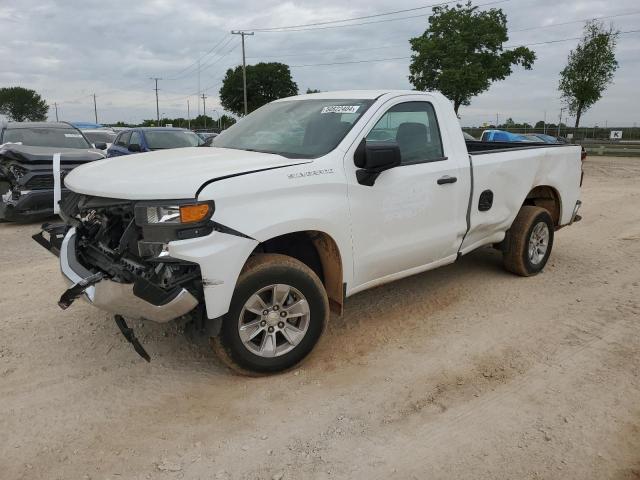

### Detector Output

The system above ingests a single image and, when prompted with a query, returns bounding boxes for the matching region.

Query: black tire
[502,206,554,277]
[213,253,329,375]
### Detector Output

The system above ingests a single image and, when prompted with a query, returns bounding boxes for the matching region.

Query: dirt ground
[1,155,639,480]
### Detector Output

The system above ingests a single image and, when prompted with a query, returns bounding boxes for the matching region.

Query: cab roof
[273,90,425,102]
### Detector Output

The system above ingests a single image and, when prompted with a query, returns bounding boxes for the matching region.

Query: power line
[240,0,508,33]
[510,10,640,33]
[505,28,640,48]
[245,9,640,63]
[288,29,640,68]
[164,34,230,80]
[291,56,410,68]
[245,0,460,32]
[165,36,236,80]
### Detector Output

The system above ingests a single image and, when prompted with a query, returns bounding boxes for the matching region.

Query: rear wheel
[214,254,329,375]
[503,206,554,277]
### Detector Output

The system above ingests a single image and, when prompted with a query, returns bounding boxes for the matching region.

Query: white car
[36,90,583,374]
[80,128,117,154]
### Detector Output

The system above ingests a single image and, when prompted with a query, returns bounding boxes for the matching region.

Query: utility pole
[231,30,254,116]
[187,99,191,130]
[543,110,546,134]
[557,107,565,137]
[93,93,98,124]
[54,102,59,122]
[201,93,207,128]
[150,77,161,126]
[495,113,499,127]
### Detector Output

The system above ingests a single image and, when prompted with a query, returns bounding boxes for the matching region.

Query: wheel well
[523,186,561,226]
[252,231,344,315]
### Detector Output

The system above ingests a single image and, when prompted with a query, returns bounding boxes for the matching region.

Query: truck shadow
[112,246,508,375]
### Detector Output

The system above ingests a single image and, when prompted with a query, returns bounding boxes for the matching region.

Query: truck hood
[64,147,309,200]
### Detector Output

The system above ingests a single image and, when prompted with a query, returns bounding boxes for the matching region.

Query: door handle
[437,175,457,185]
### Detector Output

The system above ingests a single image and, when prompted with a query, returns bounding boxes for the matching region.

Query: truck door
[345,99,469,289]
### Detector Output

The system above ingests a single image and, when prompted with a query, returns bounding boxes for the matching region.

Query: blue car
[107,127,203,157]
[480,129,534,142]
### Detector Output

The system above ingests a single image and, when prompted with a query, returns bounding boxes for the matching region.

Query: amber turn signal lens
[179,204,210,223]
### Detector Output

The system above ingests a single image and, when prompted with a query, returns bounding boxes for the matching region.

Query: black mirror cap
[94,142,108,150]
[128,143,142,152]
[354,138,401,170]
[364,140,401,170]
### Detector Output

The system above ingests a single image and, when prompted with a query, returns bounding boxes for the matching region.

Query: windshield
[144,130,203,150]
[84,131,117,144]
[214,99,375,158]
[2,127,92,149]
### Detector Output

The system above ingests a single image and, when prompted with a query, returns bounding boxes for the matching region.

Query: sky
[0,0,638,127]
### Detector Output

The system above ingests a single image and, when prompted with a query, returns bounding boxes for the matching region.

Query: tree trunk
[454,100,460,115]
[574,105,582,128]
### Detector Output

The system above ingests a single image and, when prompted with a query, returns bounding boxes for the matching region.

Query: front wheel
[502,206,554,276]
[214,254,329,375]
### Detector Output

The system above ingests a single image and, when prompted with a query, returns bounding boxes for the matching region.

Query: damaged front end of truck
[34,193,214,358]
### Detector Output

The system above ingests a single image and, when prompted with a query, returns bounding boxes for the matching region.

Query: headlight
[135,201,214,226]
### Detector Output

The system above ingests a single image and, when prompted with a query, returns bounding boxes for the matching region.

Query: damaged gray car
[0,122,105,223]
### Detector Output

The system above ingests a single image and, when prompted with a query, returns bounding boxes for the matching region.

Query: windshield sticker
[64,133,83,138]
[321,105,360,114]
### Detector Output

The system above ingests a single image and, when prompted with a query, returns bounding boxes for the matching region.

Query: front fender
[168,231,258,319]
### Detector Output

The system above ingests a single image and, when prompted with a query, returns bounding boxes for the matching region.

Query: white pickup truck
[35,90,583,374]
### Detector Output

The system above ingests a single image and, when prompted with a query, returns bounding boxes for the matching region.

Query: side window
[129,131,141,146]
[366,101,444,164]
[116,131,131,146]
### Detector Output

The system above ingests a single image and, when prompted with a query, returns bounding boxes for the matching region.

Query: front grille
[25,175,54,189]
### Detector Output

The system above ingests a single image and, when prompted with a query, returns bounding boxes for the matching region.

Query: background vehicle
[462,131,477,141]
[522,133,561,143]
[107,127,203,157]
[38,90,582,373]
[480,129,535,142]
[523,133,587,160]
[80,128,117,153]
[0,122,104,222]
[71,122,103,130]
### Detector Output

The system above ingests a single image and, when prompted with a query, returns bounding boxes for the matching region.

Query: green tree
[218,114,236,129]
[409,1,535,114]
[219,62,298,116]
[0,86,48,122]
[559,21,618,128]
[306,88,321,94]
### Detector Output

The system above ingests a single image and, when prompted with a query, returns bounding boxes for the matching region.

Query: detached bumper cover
[59,228,198,323]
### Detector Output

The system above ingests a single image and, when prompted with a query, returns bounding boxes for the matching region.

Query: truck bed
[459,141,582,256]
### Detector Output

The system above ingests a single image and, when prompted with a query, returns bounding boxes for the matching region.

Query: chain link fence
[462,126,640,156]
[462,126,640,142]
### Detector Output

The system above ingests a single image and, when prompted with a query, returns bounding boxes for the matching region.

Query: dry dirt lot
[1,155,639,480]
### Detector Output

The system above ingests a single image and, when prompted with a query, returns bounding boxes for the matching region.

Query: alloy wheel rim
[238,284,310,358]
[528,221,549,265]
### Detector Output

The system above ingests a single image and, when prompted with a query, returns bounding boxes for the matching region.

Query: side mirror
[94,142,107,150]
[354,139,401,186]
[128,143,142,152]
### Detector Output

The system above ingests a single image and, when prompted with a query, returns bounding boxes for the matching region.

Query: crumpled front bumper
[56,228,199,323]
